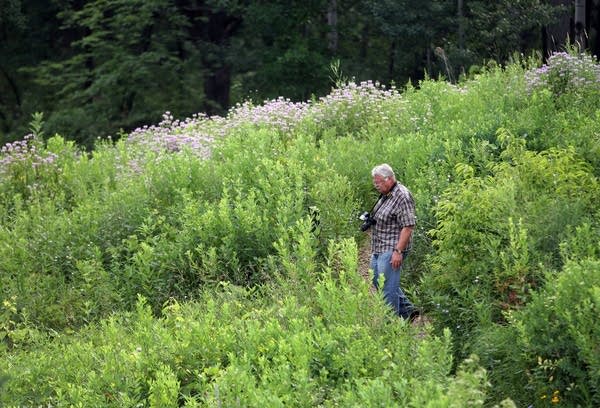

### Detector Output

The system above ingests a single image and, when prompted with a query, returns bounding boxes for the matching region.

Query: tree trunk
[178,2,241,116]
[327,0,338,53]
[543,0,572,56]
[388,40,396,81]
[204,65,231,115]
[457,0,464,50]
[0,65,22,109]
[575,0,587,49]
[202,11,240,115]
[591,0,600,58]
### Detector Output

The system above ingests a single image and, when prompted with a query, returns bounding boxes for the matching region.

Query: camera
[358,211,376,232]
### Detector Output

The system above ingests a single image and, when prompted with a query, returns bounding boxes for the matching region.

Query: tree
[0,0,26,137]
[0,0,579,146]
[327,0,338,53]
[365,0,455,82]
[0,0,65,142]
[175,0,246,115]
[26,0,205,146]
[542,0,572,58]
[464,0,561,63]
[230,0,333,103]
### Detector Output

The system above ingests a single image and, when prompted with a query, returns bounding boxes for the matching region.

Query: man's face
[372,174,393,194]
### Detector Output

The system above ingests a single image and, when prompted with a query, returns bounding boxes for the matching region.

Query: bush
[513,259,600,407]
[422,130,599,360]
[525,52,600,100]
[475,259,600,407]
[1,240,492,407]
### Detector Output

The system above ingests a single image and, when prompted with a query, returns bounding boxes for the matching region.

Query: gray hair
[371,163,395,179]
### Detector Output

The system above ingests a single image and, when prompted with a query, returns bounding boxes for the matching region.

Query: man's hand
[390,251,403,269]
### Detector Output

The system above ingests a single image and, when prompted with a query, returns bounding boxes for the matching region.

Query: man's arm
[391,225,414,268]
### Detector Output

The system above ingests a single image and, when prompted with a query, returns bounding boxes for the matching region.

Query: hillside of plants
[1,51,599,407]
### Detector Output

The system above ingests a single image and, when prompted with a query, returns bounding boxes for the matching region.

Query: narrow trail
[357,231,376,293]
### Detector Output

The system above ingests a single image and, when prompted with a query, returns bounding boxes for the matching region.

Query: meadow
[1,51,599,407]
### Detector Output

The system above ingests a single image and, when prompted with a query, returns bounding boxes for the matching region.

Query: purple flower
[526,52,600,95]
[0,135,61,179]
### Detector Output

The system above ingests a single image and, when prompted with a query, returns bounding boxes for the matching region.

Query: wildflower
[525,51,600,95]
[0,134,59,178]
[551,390,560,404]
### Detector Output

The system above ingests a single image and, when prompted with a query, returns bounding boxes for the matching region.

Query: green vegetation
[1,1,574,146]
[1,51,599,406]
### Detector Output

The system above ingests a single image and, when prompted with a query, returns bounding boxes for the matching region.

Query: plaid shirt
[370,182,416,254]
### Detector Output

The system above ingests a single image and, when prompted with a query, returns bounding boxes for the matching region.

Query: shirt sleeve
[396,190,416,227]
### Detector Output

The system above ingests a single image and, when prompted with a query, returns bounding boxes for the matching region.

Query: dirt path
[357,232,376,294]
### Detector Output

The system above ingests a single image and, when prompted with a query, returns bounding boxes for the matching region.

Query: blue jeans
[370,250,414,319]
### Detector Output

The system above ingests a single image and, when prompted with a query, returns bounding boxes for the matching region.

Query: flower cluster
[525,52,600,95]
[126,81,404,159]
[539,390,561,404]
[311,80,402,126]
[319,80,401,106]
[0,134,58,177]
[126,112,215,159]
[226,97,311,135]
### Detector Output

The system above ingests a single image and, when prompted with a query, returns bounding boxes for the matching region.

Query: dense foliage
[1,51,599,406]
[1,0,580,146]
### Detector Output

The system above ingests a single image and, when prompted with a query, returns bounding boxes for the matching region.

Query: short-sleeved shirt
[370,182,416,254]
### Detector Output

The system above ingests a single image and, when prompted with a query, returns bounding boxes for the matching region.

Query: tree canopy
[0,0,593,147]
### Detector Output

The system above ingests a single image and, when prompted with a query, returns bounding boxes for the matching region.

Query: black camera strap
[368,194,384,217]
[370,182,397,217]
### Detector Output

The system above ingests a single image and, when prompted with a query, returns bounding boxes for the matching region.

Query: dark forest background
[1,0,599,148]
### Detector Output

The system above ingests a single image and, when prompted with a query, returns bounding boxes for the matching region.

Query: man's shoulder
[392,183,412,197]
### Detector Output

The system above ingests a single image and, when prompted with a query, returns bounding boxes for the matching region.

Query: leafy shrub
[522,51,600,170]
[516,259,600,407]
[308,80,403,138]
[422,129,599,359]
[1,240,492,407]
[0,134,72,210]
[474,259,600,407]
[469,322,530,406]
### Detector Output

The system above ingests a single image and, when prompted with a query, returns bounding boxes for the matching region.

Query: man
[365,163,418,320]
